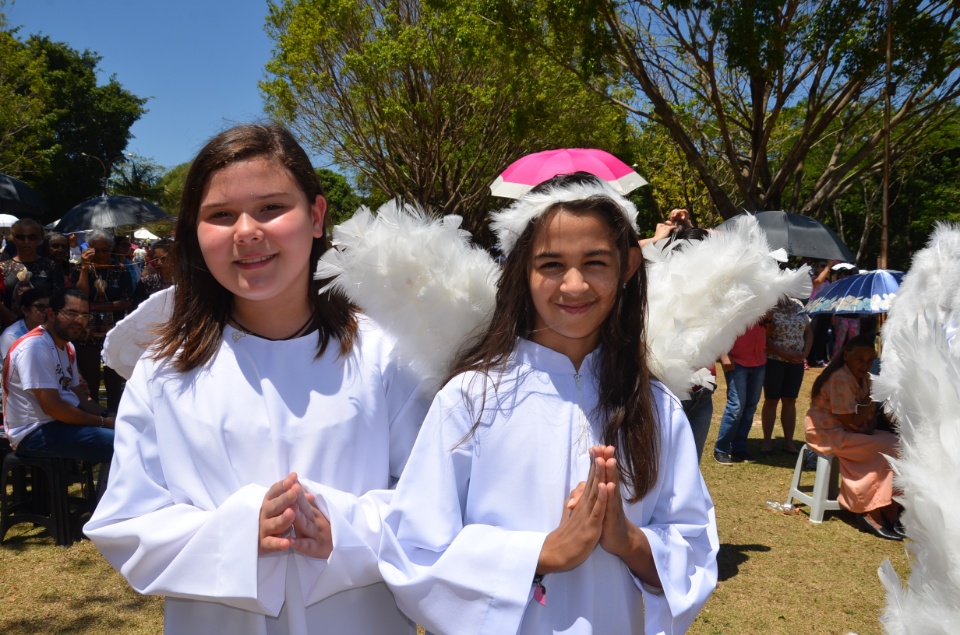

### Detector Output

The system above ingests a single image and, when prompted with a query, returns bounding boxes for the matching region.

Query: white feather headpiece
[489,178,639,255]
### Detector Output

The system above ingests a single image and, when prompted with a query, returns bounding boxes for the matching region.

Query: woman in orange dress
[804,334,903,540]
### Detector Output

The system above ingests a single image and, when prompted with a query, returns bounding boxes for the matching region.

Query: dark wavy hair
[451,172,660,503]
[152,123,357,372]
[811,333,876,399]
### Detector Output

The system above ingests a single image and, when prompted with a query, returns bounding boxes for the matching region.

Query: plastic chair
[786,443,842,523]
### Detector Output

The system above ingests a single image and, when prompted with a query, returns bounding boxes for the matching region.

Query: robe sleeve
[292,347,431,607]
[83,360,286,616]
[635,389,719,635]
[377,387,547,635]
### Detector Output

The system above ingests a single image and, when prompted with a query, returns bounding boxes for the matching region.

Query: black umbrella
[0,173,46,216]
[54,195,172,233]
[715,210,855,262]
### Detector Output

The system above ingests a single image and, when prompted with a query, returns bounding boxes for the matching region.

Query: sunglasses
[14,233,40,241]
[30,303,49,312]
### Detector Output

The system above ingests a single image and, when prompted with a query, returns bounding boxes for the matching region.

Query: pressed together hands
[259,473,333,558]
[259,451,660,589]
[537,445,661,588]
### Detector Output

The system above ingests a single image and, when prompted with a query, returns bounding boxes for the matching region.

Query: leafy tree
[316,168,362,227]
[832,119,960,269]
[0,15,51,178]
[156,162,190,216]
[262,0,639,241]
[0,12,147,221]
[488,0,960,220]
[24,36,147,219]
[109,155,166,204]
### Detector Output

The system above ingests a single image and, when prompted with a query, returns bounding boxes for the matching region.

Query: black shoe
[892,519,907,539]
[731,451,756,464]
[713,450,734,466]
[857,514,903,541]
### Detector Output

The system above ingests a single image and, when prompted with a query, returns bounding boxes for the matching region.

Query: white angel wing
[315,201,500,393]
[101,286,174,380]
[873,223,960,634]
[644,215,811,399]
[102,208,808,404]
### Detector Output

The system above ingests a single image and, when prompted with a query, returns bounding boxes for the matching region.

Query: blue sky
[7,0,276,169]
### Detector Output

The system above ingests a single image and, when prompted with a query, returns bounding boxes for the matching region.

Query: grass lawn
[0,367,909,634]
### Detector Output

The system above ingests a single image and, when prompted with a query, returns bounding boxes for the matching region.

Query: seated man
[2,288,114,495]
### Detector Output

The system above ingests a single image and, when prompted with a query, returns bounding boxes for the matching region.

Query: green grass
[0,367,910,634]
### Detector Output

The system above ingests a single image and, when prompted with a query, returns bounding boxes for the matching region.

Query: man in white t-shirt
[3,289,115,477]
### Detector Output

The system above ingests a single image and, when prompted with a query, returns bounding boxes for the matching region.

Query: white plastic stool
[786,443,842,523]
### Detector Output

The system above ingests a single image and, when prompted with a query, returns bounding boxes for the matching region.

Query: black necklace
[230,312,315,342]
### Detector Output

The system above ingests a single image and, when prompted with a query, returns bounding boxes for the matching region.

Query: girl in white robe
[378,173,720,634]
[84,124,428,634]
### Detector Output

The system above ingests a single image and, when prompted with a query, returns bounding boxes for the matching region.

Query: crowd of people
[0,218,174,500]
[0,121,905,634]
[641,225,902,544]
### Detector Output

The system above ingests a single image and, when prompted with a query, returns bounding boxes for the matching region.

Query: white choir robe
[85,318,429,635]
[379,339,719,635]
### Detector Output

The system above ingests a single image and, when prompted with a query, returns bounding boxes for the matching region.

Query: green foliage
[263,0,638,244]
[0,13,147,221]
[0,17,52,178]
[109,155,166,204]
[316,168,362,226]
[486,0,960,248]
[24,36,147,219]
[155,162,190,217]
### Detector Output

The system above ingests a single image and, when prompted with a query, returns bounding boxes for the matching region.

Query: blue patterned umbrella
[805,269,904,315]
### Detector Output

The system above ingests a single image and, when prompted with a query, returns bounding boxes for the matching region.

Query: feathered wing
[643,215,811,399]
[102,286,174,380]
[315,201,500,394]
[102,207,807,403]
[873,223,960,635]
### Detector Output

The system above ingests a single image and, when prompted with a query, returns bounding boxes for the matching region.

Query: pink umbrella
[490,148,648,198]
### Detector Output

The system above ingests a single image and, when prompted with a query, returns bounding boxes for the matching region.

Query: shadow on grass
[717,542,771,582]
[1,590,158,634]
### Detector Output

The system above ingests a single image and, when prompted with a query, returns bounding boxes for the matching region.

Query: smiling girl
[85,124,428,634]
[378,173,719,634]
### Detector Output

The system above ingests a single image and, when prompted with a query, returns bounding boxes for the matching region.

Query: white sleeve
[292,349,431,607]
[84,361,286,616]
[377,388,547,635]
[637,392,719,635]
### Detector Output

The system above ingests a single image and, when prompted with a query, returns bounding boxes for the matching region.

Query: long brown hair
[452,173,660,503]
[811,333,875,399]
[153,123,357,372]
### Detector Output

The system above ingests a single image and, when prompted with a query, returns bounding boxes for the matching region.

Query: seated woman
[804,334,902,540]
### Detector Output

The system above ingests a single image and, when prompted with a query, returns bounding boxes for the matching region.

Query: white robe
[85,317,429,635]
[379,339,719,635]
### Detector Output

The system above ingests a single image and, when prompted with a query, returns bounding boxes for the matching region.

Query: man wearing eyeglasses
[2,288,114,497]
